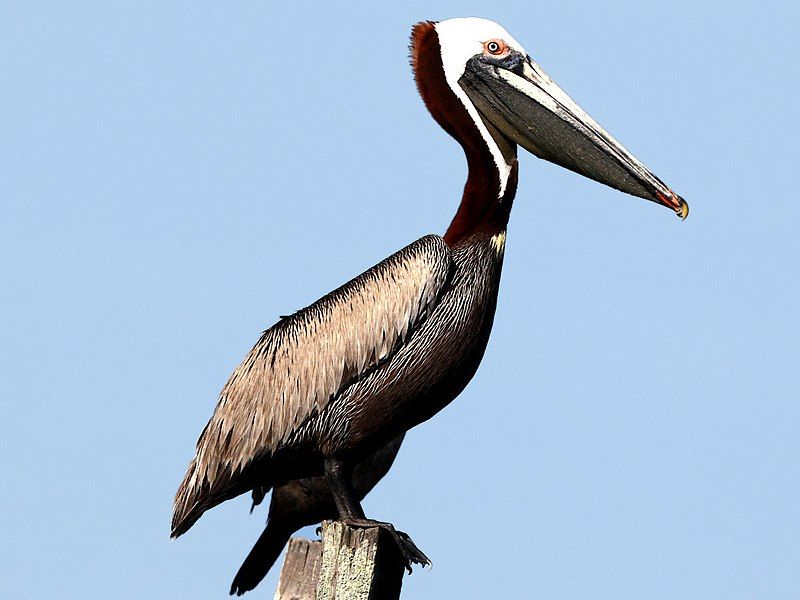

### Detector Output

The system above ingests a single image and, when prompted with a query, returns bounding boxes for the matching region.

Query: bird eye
[483,39,508,56]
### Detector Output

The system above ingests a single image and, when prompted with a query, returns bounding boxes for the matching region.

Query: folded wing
[172,235,452,536]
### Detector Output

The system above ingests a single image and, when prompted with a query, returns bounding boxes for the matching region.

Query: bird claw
[392,530,431,573]
[339,519,431,574]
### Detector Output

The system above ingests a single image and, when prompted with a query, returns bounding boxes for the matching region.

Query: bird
[172,16,688,592]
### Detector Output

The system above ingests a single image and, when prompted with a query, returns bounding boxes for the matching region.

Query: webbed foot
[340,518,431,574]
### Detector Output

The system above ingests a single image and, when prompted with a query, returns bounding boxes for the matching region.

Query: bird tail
[229,519,295,596]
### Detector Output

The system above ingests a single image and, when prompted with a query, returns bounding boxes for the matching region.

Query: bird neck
[444,156,518,246]
[410,21,518,248]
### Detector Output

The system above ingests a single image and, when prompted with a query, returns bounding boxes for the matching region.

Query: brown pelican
[172,16,688,591]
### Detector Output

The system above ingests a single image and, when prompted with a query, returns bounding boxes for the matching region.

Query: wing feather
[172,235,452,536]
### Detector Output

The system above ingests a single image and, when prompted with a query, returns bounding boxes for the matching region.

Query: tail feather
[229,520,294,596]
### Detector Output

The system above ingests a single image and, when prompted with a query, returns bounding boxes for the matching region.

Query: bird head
[411,17,688,218]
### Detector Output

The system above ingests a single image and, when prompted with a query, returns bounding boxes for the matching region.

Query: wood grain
[274,521,405,600]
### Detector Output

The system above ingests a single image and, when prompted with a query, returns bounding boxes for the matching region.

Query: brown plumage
[173,16,687,593]
[172,235,451,536]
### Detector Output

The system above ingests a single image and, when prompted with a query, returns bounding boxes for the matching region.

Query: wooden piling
[274,521,406,600]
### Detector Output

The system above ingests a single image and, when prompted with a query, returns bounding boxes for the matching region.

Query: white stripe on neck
[435,18,527,200]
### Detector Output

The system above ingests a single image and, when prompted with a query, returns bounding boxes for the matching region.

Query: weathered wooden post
[274,521,406,600]
[273,537,323,600]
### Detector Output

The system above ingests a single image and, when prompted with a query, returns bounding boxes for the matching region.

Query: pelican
[172,17,688,593]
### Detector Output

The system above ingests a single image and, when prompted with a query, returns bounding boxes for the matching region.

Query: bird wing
[172,235,452,536]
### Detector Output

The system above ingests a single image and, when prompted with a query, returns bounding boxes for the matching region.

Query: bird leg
[323,457,431,573]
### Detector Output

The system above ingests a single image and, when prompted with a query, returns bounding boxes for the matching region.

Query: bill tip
[677,197,689,220]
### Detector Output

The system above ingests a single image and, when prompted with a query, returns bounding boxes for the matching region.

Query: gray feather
[172,235,452,534]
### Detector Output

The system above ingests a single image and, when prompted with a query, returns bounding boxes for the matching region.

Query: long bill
[459,54,689,219]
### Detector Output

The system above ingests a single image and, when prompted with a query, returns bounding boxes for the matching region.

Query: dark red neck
[445,158,517,245]
[411,22,518,247]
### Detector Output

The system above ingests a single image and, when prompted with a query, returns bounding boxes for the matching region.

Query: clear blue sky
[2,1,798,598]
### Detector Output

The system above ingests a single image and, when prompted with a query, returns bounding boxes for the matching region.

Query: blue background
[2,1,798,598]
